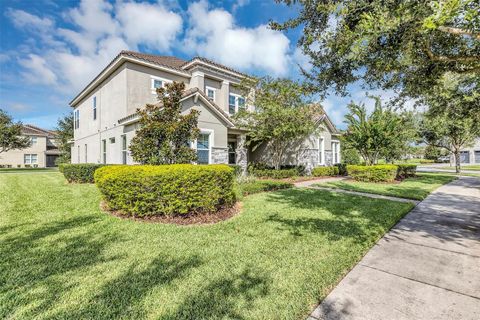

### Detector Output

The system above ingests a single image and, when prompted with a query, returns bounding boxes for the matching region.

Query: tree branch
[438,26,480,40]
[424,46,480,63]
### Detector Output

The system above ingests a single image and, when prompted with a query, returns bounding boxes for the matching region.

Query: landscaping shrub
[247,162,301,179]
[62,163,105,183]
[335,163,348,176]
[236,179,293,197]
[396,164,417,179]
[312,166,339,177]
[347,164,398,182]
[228,164,242,176]
[94,164,235,217]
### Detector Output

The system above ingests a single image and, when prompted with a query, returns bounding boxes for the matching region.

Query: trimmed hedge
[251,168,298,179]
[312,166,339,177]
[61,163,105,183]
[347,164,398,182]
[94,164,235,217]
[396,164,417,179]
[236,180,293,197]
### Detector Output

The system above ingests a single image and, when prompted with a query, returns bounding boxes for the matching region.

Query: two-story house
[0,124,60,168]
[70,50,341,172]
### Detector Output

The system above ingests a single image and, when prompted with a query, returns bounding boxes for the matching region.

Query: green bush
[312,166,339,177]
[95,164,235,217]
[236,179,293,197]
[347,164,398,182]
[251,168,298,179]
[61,163,105,183]
[396,164,417,179]
[228,164,242,176]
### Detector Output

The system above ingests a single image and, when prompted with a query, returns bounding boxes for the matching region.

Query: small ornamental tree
[234,77,320,170]
[343,96,415,165]
[130,82,200,165]
[55,113,74,164]
[0,109,30,154]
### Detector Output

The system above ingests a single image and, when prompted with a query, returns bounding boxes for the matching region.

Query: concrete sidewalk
[309,176,480,320]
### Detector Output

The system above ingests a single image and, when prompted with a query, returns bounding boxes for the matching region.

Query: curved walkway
[308,176,480,320]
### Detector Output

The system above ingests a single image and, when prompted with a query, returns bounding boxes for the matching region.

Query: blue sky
[0,0,384,130]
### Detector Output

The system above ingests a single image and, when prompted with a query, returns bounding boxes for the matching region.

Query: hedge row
[396,164,417,179]
[251,168,298,179]
[236,180,293,197]
[312,166,339,177]
[94,164,235,217]
[60,163,105,183]
[347,164,398,182]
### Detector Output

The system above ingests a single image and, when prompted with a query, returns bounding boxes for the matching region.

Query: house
[0,125,60,168]
[455,137,480,164]
[69,50,341,173]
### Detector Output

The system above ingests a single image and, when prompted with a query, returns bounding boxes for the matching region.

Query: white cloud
[66,0,118,36]
[184,1,290,75]
[19,54,57,85]
[6,8,54,31]
[116,1,182,51]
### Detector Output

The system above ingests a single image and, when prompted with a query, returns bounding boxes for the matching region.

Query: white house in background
[456,137,480,164]
[0,125,60,168]
[69,50,341,172]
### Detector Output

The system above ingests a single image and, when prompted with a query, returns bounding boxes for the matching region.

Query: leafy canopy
[234,77,320,170]
[0,109,30,154]
[55,113,73,164]
[129,82,200,165]
[272,0,480,102]
[343,96,416,165]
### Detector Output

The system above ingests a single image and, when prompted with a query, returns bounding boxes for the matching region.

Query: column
[235,134,248,176]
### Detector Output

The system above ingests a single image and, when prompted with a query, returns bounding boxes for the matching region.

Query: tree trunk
[454,150,461,174]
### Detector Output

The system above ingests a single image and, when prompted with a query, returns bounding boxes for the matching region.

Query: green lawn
[0,172,413,319]
[461,165,480,171]
[0,167,58,173]
[319,173,456,200]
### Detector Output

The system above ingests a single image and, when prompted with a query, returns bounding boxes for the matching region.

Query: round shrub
[396,164,417,179]
[62,163,105,183]
[94,164,236,217]
[347,164,398,182]
[312,166,339,177]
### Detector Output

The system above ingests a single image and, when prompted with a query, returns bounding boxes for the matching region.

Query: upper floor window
[228,93,245,114]
[151,76,170,94]
[30,136,37,145]
[93,96,97,120]
[205,86,216,101]
[74,109,79,129]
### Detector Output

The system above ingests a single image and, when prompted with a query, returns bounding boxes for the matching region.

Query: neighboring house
[0,125,60,168]
[454,137,480,164]
[69,50,340,173]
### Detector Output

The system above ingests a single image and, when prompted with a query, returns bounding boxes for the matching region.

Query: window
[228,93,245,114]
[228,141,236,164]
[77,145,80,163]
[460,151,470,163]
[84,144,87,163]
[74,109,79,129]
[102,139,106,164]
[151,76,169,93]
[205,86,216,100]
[196,133,211,164]
[318,137,324,165]
[109,137,115,144]
[30,136,37,145]
[475,150,480,163]
[93,96,97,120]
[24,154,38,164]
[331,141,340,164]
[121,135,127,165]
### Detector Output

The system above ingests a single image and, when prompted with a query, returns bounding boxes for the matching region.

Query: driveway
[309,176,480,320]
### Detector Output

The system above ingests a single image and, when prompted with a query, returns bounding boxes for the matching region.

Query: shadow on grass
[263,188,412,243]
[165,268,269,319]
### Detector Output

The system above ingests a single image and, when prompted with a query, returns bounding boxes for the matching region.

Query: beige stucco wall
[0,136,48,167]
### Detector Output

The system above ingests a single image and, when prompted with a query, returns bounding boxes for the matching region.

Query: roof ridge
[182,56,248,77]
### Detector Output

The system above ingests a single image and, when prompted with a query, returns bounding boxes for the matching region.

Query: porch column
[236,134,248,176]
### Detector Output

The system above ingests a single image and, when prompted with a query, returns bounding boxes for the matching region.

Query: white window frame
[74,109,79,129]
[331,140,340,164]
[151,76,170,94]
[102,139,107,164]
[193,129,214,164]
[318,137,325,165]
[205,86,216,101]
[30,136,37,145]
[121,135,127,165]
[228,93,245,114]
[84,144,87,163]
[24,154,38,164]
[93,96,97,120]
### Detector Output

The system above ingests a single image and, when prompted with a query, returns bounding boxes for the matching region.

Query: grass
[234,179,293,199]
[0,172,414,319]
[319,173,456,200]
[0,167,58,172]
[461,165,480,171]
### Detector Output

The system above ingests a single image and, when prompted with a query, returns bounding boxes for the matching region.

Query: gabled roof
[309,103,340,135]
[117,87,235,128]
[70,50,250,107]
[22,124,57,137]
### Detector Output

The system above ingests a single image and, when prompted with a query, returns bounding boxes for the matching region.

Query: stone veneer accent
[211,147,228,164]
[235,134,248,175]
[298,148,319,175]
[325,151,333,166]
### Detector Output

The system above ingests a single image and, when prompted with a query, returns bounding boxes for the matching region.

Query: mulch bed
[100,201,242,225]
